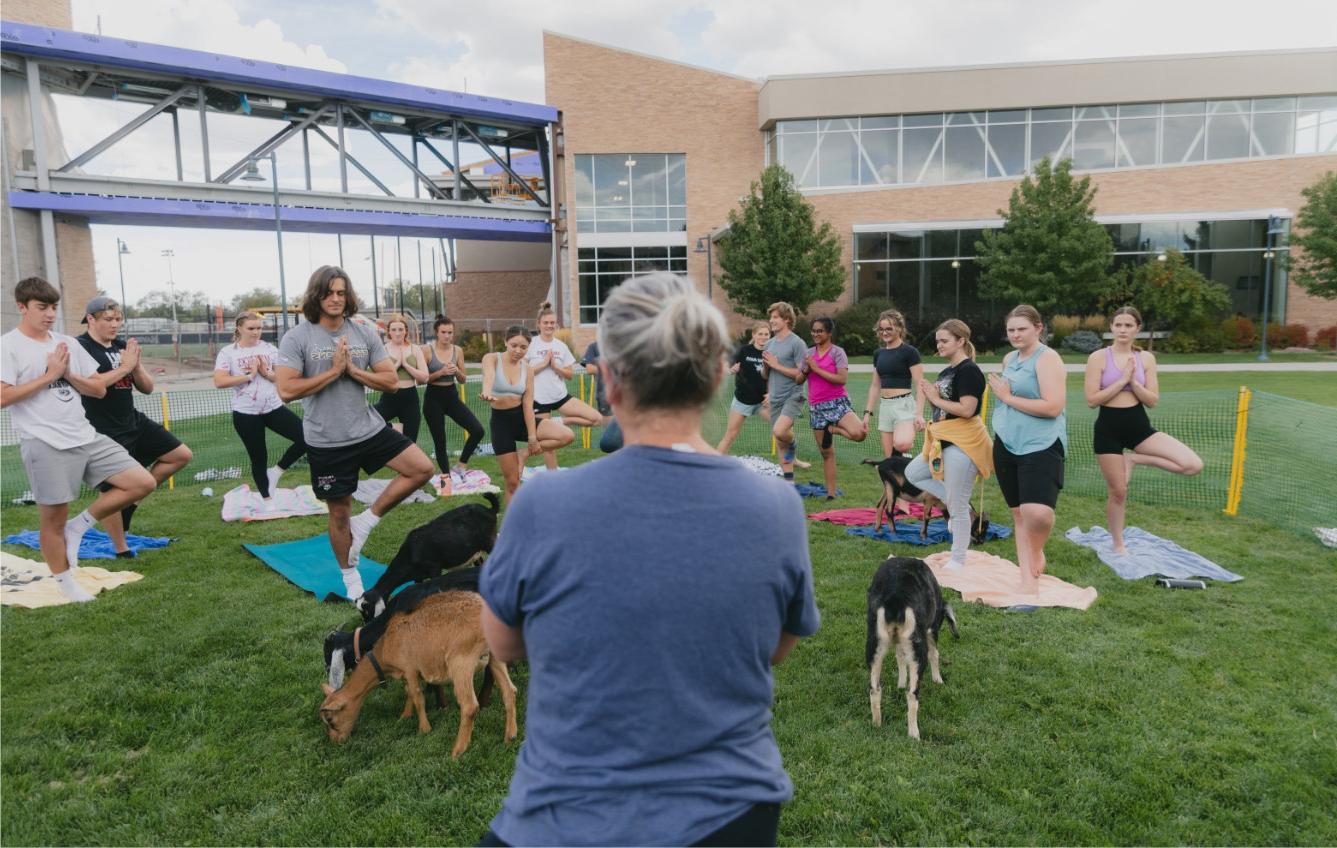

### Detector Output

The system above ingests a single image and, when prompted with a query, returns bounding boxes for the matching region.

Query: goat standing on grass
[320,591,518,758]
[867,556,958,740]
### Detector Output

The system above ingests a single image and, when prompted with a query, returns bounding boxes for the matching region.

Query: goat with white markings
[866,556,958,740]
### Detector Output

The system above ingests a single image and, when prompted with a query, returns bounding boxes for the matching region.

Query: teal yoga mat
[243,534,388,603]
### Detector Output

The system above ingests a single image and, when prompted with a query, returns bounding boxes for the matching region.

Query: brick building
[539,33,1337,348]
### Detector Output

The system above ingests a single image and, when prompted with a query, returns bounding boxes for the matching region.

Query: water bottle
[1155,578,1206,590]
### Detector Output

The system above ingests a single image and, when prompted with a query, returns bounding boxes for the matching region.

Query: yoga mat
[2,529,172,560]
[794,483,843,499]
[924,550,1098,610]
[847,519,1012,545]
[1,551,144,608]
[1065,526,1244,582]
[243,534,388,603]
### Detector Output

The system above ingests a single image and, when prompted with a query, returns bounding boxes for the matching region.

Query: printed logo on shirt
[105,350,133,390]
[49,378,76,402]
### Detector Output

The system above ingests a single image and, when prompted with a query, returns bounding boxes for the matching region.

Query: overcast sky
[56,0,1337,308]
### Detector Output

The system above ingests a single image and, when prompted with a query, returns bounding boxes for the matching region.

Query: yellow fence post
[770,435,777,457]
[979,385,990,422]
[160,392,174,490]
[1224,386,1252,516]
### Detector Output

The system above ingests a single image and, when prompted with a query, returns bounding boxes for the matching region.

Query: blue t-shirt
[480,446,821,847]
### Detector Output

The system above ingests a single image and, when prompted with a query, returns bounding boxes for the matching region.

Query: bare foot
[1111,543,1128,556]
[1017,572,1039,595]
[794,458,812,470]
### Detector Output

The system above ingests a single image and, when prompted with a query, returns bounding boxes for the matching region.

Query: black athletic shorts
[307,425,414,500]
[97,414,183,491]
[1093,404,1158,454]
[533,394,573,415]
[993,437,1065,510]
[489,405,530,456]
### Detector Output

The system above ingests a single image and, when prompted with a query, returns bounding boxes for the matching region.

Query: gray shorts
[19,434,139,505]
[769,389,806,423]
[730,398,765,417]
[878,394,919,432]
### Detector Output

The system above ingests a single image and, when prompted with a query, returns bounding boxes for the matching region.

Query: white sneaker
[266,466,283,495]
[347,511,377,568]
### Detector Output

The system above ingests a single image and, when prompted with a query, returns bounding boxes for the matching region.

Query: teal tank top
[992,344,1068,455]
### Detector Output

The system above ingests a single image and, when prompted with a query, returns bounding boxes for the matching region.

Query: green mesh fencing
[3,376,1333,539]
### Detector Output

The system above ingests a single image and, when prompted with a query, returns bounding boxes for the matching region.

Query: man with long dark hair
[276,266,434,601]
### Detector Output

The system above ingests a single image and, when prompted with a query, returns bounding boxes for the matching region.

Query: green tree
[1286,171,1337,299]
[975,157,1113,315]
[717,165,845,318]
[134,288,211,319]
[379,279,442,316]
[1121,249,1230,350]
[230,287,279,312]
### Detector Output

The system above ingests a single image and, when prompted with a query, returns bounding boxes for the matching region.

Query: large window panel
[902,127,943,183]
[630,154,668,208]
[857,232,888,260]
[855,263,889,301]
[1029,120,1071,167]
[887,261,926,319]
[578,246,687,325]
[594,156,629,207]
[1162,115,1205,163]
[574,156,594,207]
[944,125,987,181]
[818,129,860,186]
[888,231,924,260]
[1116,117,1158,167]
[1251,112,1295,156]
[1206,112,1250,160]
[859,129,898,185]
[667,154,686,205]
[780,132,818,186]
[1073,119,1116,170]
[986,123,1026,177]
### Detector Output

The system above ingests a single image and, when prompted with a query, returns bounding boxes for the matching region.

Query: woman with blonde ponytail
[214,312,306,503]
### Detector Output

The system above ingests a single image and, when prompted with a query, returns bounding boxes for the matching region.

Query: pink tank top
[1100,346,1145,392]
[806,344,849,404]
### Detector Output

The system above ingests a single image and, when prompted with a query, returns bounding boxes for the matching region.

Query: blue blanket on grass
[1065,526,1243,582]
[848,519,1012,545]
[2,529,172,559]
[243,534,399,603]
[794,483,844,499]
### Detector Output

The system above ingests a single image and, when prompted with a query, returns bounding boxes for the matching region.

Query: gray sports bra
[427,344,453,385]
[492,356,528,397]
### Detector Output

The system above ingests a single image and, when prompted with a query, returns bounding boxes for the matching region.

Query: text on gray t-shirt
[276,319,388,448]
[765,331,808,400]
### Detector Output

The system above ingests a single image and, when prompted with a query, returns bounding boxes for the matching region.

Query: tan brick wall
[446,270,550,325]
[4,0,72,27]
[54,216,97,334]
[544,33,763,351]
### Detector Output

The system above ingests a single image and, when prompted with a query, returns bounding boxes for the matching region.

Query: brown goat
[318,591,518,757]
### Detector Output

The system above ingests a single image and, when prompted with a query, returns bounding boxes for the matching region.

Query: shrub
[1220,316,1258,349]
[1061,329,1103,354]
[459,330,504,361]
[1263,322,1311,349]
[1049,315,1082,348]
[1162,318,1227,353]
[830,298,895,357]
[1081,314,1109,334]
[1315,325,1337,351]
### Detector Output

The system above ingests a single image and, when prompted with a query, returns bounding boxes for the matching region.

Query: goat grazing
[357,492,500,621]
[866,556,958,740]
[319,590,518,757]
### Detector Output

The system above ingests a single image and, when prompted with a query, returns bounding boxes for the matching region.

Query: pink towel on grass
[809,503,942,526]
[924,550,1098,611]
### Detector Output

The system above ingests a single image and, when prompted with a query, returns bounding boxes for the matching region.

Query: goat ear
[321,682,336,696]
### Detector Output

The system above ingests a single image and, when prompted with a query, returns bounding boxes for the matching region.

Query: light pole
[951,259,961,312]
[693,235,713,302]
[241,151,290,334]
[115,238,130,316]
[161,248,179,358]
[1258,215,1285,362]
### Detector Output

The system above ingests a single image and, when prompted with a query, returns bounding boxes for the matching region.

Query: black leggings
[231,407,307,498]
[423,383,484,470]
[373,386,422,444]
[477,802,780,847]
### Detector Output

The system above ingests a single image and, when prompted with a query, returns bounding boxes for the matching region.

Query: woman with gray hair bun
[478,272,821,848]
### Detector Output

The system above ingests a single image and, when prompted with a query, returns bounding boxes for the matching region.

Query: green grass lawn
[851,350,1337,365]
[3,441,1336,844]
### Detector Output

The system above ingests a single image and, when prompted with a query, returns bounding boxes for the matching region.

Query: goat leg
[433,684,448,711]
[448,656,481,758]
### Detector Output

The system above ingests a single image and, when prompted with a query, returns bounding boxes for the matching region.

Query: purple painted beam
[0,20,557,127]
[7,191,551,241]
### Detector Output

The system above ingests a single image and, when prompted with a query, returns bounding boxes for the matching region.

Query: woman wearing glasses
[862,309,924,457]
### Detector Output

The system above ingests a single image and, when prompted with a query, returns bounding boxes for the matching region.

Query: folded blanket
[924,550,1098,610]
[809,507,879,526]
[735,456,783,477]
[431,469,502,497]
[2,529,171,559]
[353,477,436,506]
[1065,526,1244,582]
[221,484,328,522]
[1,551,144,608]
[847,520,1012,545]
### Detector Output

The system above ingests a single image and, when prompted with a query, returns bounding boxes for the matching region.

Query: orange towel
[924,550,1098,610]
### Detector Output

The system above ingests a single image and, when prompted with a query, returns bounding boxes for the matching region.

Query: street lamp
[693,235,713,302]
[951,259,961,312]
[161,248,178,358]
[115,238,130,318]
[1258,215,1286,362]
[241,152,289,334]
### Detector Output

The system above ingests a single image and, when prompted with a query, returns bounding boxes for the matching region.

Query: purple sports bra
[1100,346,1145,392]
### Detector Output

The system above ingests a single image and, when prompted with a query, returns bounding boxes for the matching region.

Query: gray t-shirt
[276,319,388,448]
[764,331,808,400]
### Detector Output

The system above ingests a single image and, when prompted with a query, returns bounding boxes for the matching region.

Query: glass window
[928,229,958,258]
[857,232,888,260]
[1163,101,1205,116]
[888,231,923,260]
[861,115,899,130]
[1031,106,1073,122]
[574,155,594,207]
[988,109,1027,123]
[1162,115,1205,163]
[1299,95,1337,111]
[948,111,985,126]
[822,117,857,132]
[887,261,926,320]
[667,154,686,205]
[1206,113,1250,159]
[855,263,888,302]
[1296,106,1337,154]
[778,120,817,134]
[1076,105,1114,120]
[902,127,943,183]
[780,133,818,186]
[818,129,859,186]
[1118,103,1159,118]
[1252,112,1295,156]
[1252,97,1296,112]
[987,123,1026,177]
[1139,221,1179,251]
[944,125,986,181]
[1110,223,1141,253]
[1073,119,1116,170]
[1181,221,1212,252]
[1210,100,1249,115]
[1029,120,1071,167]
[594,156,628,207]
[630,154,667,208]
[903,113,943,128]
[579,246,688,324]
[859,129,898,185]
[1117,117,1158,167]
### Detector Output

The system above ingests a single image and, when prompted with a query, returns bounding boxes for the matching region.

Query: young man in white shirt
[0,278,156,602]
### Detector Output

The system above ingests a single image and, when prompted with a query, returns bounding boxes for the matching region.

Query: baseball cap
[81,295,120,323]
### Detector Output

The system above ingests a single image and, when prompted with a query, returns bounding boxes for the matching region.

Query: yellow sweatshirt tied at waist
[921,416,994,481]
